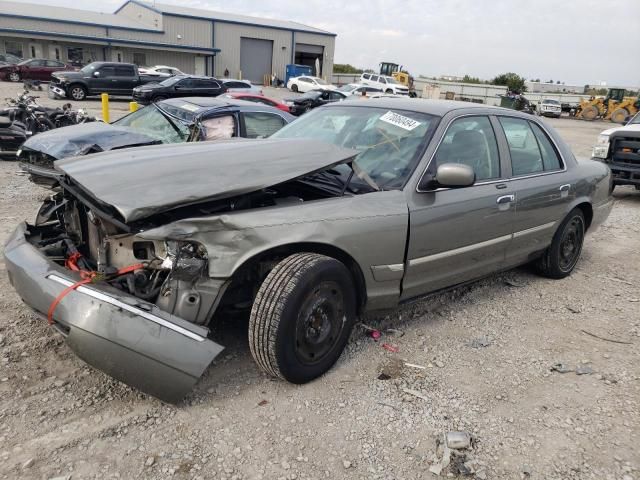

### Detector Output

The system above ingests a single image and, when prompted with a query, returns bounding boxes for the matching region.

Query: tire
[291,84,298,93]
[610,108,629,124]
[249,253,357,384]
[581,105,599,121]
[386,89,393,94]
[34,117,55,133]
[535,209,585,279]
[152,95,168,103]
[8,71,20,82]
[68,85,87,101]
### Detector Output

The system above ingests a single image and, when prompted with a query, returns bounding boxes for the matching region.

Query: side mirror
[93,71,100,77]
[426,163,475,189]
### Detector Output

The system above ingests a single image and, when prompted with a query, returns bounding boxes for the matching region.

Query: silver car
[5,99,613,402]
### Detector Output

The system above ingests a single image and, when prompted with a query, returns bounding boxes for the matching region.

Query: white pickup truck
[592,112,640,189]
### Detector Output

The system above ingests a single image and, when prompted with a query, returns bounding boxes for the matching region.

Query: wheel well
[217,243,368,316]
[575,202,593,231]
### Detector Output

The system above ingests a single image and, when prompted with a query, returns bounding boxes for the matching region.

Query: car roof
[326,98,535,117]
[160,96,292,117]
[222,78,251,83]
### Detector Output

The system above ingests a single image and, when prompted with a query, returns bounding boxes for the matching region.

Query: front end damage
[5,206,225,403]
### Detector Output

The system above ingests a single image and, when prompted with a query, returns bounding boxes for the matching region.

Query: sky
[27,0,640,87]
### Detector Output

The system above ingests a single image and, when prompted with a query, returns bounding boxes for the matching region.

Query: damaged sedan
[6,99,614,403]
[18,97,293,187]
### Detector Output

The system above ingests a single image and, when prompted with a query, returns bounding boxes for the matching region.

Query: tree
[491,72,527,93]
[333,64,363,74]
[556,80,561,84]
[462,74,484,84]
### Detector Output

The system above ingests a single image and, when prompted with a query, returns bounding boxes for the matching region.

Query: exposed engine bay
[30,178,342,326]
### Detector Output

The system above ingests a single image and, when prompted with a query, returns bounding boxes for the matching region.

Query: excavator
[576,88,640,123]
[379,62,417,97]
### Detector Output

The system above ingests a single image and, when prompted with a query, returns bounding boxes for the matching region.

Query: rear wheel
[68,85,87,101]
[8,71,20,82]
[291,84,298,93]
[386,89,393,94]
[581,105,599,121]
[610,108,629,124]
[249,253,356,383]
[535,209,585,279]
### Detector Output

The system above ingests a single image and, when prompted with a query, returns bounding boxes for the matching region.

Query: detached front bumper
[4,223,224,403]
[48,84,67,99]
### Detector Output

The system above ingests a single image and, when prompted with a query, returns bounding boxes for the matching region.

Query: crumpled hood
[21,122,161,159]
[56,138,359,223]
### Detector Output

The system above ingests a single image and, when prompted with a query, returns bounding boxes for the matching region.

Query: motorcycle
[2,94,55,134]
[0,116,28,158]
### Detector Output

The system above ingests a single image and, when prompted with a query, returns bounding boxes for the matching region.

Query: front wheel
[152,95,168,103]
[249,253,357,384]
[535,209,585,279]
[68,85,87,101]
[291,84,298,93]
[8,71,20,82]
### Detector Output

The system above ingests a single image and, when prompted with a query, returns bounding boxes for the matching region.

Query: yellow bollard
[101,93,110,123]
[129,101,138,113]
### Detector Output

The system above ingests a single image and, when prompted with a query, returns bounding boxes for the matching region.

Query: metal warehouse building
[0,0,336,83]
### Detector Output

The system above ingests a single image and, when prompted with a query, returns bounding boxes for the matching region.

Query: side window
[433,116,501,181]
[29,60,45,67]
[329,91,344,100]
[98,66,115,77]
[299,78,311,84]
[176,79,193,88]
[115,66,135,76]
[530,122,562,171]
[499,117,546,176]
[201,115,236,140]
[244,112,287,138]
[362,74,370,80]
[371,75,379,82]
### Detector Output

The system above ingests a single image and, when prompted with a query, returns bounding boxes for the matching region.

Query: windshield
[159,76,184,87]
[79,64,97,74]
[272,106,439,189]
[112,104,191,143]
[543,99,560,105]
[384,76,399,85]
[629,112,640,125]
[314,77,329,85]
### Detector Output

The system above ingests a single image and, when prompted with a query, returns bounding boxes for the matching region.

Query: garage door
[240,37,273,84]
[295,43,324,76]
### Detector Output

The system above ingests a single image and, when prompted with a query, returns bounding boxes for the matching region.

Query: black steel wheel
[536,208,585,279]
[249,253,356,383]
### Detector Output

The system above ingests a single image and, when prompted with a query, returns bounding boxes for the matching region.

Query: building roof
[130,0,336,36]
[0,0,160,31]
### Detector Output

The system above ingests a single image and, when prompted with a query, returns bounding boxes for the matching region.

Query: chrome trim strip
[408,233,512,266]
[512,221,556,238]
[47,274,205,342]
[416,112,568,193]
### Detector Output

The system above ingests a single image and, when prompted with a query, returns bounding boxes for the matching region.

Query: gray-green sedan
[5,99,613,402]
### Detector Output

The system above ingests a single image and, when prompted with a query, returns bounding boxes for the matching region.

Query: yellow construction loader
[576,88,640,123]
[379,62,417,97]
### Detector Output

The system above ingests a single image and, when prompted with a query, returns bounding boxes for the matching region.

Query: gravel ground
[0,82,639,480]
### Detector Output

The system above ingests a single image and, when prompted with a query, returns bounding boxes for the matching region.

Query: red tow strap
[47,252,144,325]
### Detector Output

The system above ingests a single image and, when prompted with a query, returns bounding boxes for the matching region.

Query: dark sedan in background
[0,58,72,82]
[19,97,294,187]
[133,75,226,105]
[285,89,346,115]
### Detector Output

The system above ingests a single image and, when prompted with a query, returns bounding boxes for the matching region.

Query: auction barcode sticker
[379,111,421,131]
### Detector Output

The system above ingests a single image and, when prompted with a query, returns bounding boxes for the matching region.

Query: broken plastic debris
[382,343,399,353]
[551,363,573,374]
[446,431,472,450]
[504,278,525,287]
[469,336,491,348]
[404,362,426,370]
[370,330,382,341]
[257,399,268,406]
[385,328,405,337]
[575,364,593,375]
[402,388,429,401]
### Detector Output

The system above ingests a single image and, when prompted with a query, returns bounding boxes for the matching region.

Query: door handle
[559,184,571,192]
[496,194,515,204]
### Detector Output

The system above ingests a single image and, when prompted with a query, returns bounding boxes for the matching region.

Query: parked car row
[4,94,614,404]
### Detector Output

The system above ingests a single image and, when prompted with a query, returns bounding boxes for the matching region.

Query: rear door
[114,65,137,94]
[402,114,515,299]
[496,116,572,266]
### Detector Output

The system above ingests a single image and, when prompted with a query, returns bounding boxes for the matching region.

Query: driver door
[402,115,515,299]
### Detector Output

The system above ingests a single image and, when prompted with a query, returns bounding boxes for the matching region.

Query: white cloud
[24,0,640,85]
